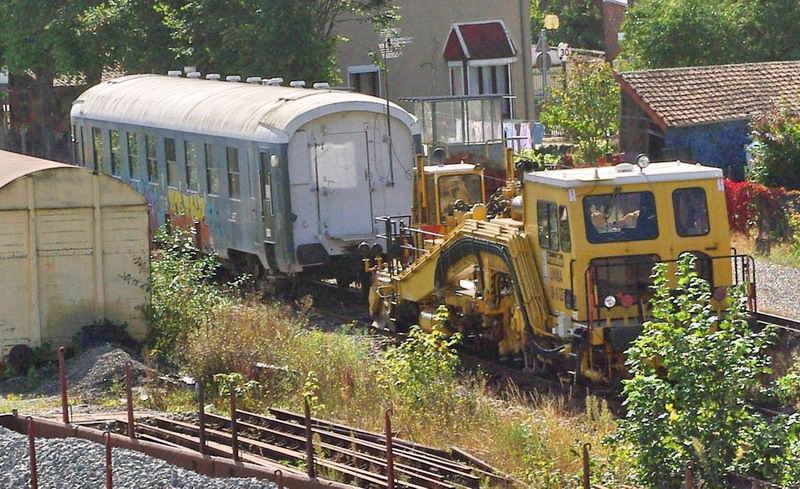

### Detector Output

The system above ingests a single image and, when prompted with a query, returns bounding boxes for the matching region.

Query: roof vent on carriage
[186,72,201,79]
[289,80,306,88]
[205,73,221,81]
[246,77,262,84]
[312,82,330,89]
[226,75,241,82]
[264,77,284,86]
[167,70,182,77]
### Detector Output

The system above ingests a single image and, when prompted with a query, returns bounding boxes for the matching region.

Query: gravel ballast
[0,426,277,489]
[754,258,800,319]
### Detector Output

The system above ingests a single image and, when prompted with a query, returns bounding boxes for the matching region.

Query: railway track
[76,408,519,489]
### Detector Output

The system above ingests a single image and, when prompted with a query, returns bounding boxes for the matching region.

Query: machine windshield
[583,191,658,243]
[438,174,483,217]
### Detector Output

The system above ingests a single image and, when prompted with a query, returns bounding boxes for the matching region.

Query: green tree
[539,60,618,164]
[531,0,604,51]
[621,0,744,69]
[171,0,396,84]
[750,111,800,191]
[618,255,798,487]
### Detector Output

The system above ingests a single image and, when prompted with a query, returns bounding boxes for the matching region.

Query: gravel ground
[755,258,800,318]
[0,426,276,489]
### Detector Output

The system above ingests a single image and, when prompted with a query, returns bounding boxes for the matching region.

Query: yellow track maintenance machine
[367,153,756,382]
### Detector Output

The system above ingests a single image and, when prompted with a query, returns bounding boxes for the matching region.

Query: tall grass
[145,230,633,486]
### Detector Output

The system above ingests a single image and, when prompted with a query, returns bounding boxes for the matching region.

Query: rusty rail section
[123,407,514,489]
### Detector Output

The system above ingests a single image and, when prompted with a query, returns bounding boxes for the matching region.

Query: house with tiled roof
[615,61,800,180]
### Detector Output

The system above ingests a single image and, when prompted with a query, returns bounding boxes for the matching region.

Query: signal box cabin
[523,162,737,355]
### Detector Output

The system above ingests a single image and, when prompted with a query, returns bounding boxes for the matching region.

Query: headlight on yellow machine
[603,295,617,309]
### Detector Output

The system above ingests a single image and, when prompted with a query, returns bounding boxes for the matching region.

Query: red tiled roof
[615,61,800,129]
[444,21,516,62]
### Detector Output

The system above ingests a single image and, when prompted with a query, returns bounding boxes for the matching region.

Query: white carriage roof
[524,161,724,188]
[71,74,419,143]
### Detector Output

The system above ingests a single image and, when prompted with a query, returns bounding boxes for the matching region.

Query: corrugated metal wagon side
[0,150,149,361]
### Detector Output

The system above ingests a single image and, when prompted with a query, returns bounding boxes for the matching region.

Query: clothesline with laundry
[503,121,545,151]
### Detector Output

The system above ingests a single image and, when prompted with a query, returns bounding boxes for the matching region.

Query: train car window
[583,191,658,243]
[559,205,571,252]
[109,130,121,176]
[673,187,710,237]
[78,126,86,167]
[165,138,178,187]
[205,143,219,195]
[537,200,559,250]
[145,135,158,183]
[91,127,104,171]
[226,146,241,199]
[185,141,198,191]
[589,254,660,303]
[127,132,139,180]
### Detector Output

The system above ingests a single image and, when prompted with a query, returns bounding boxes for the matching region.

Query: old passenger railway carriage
[70,74,420,284]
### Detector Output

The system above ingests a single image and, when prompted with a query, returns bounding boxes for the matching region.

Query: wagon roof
[524,161,723,188]
[0,150,70,189]
[71,74,419,142]
[0,150,146,205]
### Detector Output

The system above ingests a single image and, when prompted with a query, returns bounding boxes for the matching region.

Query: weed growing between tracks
[140,229,634,487]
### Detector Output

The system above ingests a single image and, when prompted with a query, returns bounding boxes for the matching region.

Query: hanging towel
[503,122,517,150]
[519,122,532,150]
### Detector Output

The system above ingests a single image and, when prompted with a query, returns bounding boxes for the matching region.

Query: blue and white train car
[70,74,420,284]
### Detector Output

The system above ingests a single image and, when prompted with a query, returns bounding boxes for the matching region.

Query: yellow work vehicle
[369,155,755,382]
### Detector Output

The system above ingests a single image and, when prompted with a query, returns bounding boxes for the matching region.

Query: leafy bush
[750,111,800,191]
[144,227,241,362]
[619,254,798,487]
[724,179,795,251]
[540,60,619,165]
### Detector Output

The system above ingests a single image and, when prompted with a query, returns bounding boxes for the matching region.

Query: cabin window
[559,205,571,252]
[589,254,661,304]
[205,143,219,195]
[226,146,240,199]
[437,174,482,219]
[109,130,121,176]
[91,127,104,171]
[165,138,178,187]
[127,132,139,180]
[583,191,658,243]
[537,200,559,251]
[185,141,198,191]
[673,187,710,237]
[146,134,158,183]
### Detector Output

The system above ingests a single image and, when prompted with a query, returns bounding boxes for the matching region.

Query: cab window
[438,174,482,218]
[559,205,571,252]
[537,200,559,250]
[583,191,658,243]
[673,187,710,237]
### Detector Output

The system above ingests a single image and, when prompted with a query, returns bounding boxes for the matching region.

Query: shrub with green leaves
[750,111,800,191]
[618,254,798,487]
[145,227,239,362]
[376,308,462,413]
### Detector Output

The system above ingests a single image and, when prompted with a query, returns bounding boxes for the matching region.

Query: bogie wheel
[8,344,33,376]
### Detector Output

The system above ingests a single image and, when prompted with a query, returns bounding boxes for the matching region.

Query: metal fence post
[582,443,591,489]
[27,417,38,489]
[274,469,284,489]
[385,409,395,489]
[304,397,316,479]
[58,347,69,424]
[198,380,207,456]
[105,432,113,489]
[230,390,239,462]
[125,362,135,440]
[685,461,694,489]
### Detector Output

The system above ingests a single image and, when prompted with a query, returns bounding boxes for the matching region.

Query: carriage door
[312,131,374,238]
[259,152,275,242]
